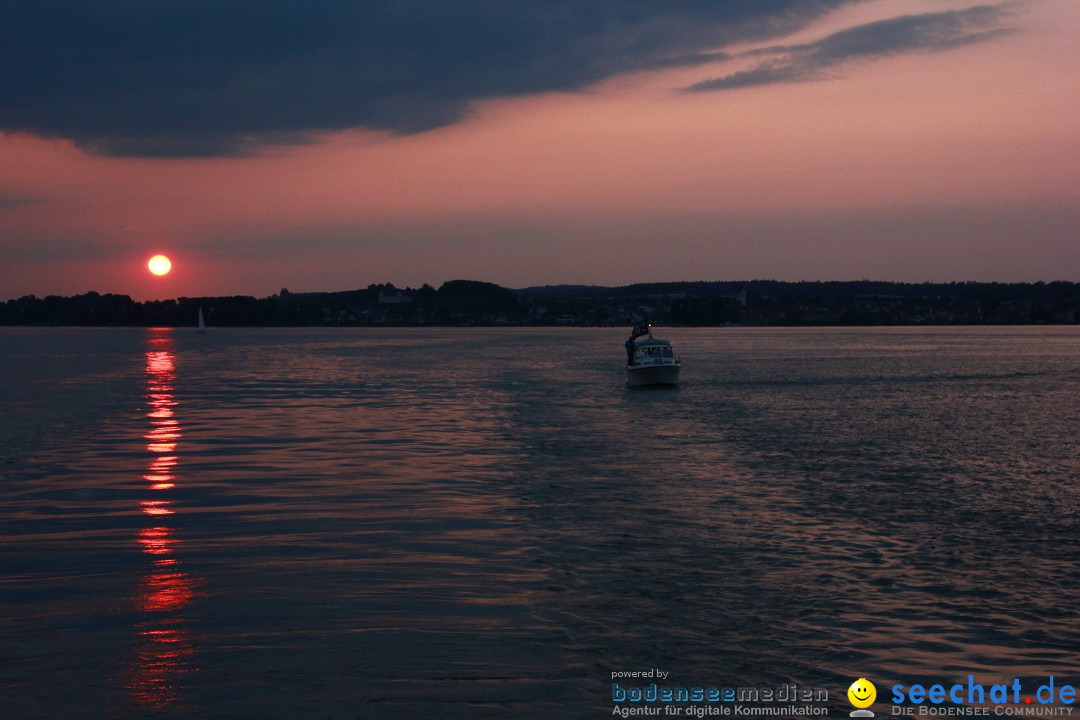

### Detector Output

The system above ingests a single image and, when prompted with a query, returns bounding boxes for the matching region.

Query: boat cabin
[630,339,678,367]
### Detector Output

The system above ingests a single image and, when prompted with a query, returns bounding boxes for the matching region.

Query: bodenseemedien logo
[609,677,830,717]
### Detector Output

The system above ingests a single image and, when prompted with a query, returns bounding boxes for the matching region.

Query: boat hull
[626,364,680,387]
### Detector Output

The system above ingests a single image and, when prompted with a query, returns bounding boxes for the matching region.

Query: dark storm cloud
[0,1,852,156]
[687,4,1014,92]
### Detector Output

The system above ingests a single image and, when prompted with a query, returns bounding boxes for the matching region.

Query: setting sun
[148,255,172,276]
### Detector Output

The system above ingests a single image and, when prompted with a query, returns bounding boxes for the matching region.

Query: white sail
[197,307,206,334]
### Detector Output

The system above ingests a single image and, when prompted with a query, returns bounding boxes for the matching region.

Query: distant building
[378,291,413,305]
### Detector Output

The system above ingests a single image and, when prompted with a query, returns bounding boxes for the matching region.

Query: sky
[1,0,1078,300]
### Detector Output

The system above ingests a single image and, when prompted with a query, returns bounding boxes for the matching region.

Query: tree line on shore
[2,279,1077,327]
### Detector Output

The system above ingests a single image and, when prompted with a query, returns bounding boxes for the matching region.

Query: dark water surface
[1,327,1078,719]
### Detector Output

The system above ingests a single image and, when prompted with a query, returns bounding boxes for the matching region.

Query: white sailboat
[197,306,206,334]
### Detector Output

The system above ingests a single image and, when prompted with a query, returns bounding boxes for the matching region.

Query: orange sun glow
[148,255,172,276]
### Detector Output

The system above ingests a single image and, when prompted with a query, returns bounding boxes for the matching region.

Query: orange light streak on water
[143,455,177,490]
[140,500,174,517]
[127,330,200,711]
[137,526,174,556]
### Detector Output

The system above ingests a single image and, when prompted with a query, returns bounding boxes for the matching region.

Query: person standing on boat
[626,322,650,365]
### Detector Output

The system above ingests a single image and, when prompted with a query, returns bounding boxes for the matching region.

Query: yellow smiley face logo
[848,678,877,708]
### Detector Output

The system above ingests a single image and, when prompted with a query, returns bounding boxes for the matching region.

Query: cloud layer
[687,4,1013,91]
[1,2,1016,157]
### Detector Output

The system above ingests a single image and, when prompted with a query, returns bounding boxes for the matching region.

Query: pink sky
[1,0,1078,300]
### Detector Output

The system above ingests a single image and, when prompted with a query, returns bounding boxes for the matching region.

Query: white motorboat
[625,324,680,386]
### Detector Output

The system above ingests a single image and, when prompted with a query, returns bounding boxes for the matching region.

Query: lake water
[1,326,1078,719]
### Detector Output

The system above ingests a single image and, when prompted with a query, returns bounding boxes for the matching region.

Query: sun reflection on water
[127,330,199,711]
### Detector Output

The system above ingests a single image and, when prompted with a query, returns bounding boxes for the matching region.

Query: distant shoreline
[3,279,1077,327]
